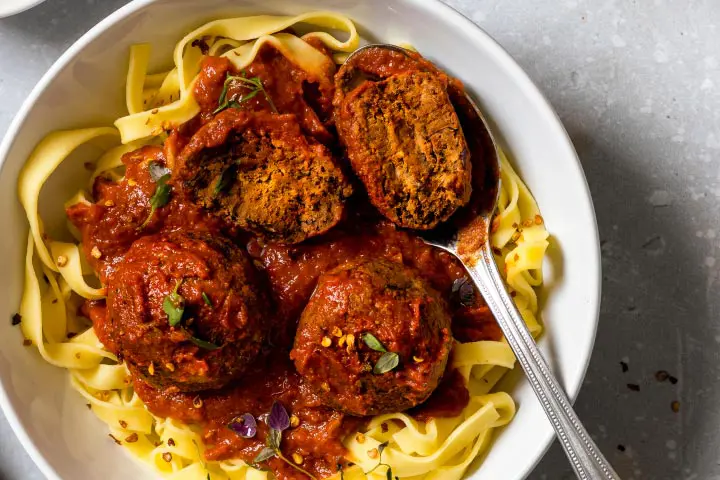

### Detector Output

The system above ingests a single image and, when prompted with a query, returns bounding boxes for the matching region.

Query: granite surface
[0,1,718,479]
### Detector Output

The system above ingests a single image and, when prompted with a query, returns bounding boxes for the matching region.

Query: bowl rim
[0,0,48,19]
[0,1,601,479]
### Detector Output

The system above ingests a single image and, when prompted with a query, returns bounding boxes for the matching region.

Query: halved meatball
[105,232,266,392]
[175,110,352,244]
[290,259,453,416]
[335,71,472,230]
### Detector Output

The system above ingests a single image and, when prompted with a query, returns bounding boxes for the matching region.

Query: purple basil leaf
[228,413,257,438]
[268,401,290,431]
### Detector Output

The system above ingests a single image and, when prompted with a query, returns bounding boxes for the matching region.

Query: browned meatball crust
[175,110,353,244]
[290,259,453,416]
[335,71,472,230]
[105,232,266,392]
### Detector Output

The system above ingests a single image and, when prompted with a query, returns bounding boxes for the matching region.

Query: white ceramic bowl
[0,1,601,479]
[0,0,47,18]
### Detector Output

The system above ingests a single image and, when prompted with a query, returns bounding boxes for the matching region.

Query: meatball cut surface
[105,232,266,392]
[336,71,472,230]
[175,110,353,244]
[291,259,454,416]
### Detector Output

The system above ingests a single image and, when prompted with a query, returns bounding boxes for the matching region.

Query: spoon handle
[463,242,621,480]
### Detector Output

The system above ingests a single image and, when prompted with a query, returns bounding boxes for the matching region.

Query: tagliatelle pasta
[16,11,549,480]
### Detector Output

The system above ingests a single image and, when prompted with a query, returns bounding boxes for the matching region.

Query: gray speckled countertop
[0,1,718,479]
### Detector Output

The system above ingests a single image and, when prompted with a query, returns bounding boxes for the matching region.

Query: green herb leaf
[188,334,220,350]
[163,279,185,326]
[373,352,399,374]
[201,292,213,307]
[213,164,237,197]
[213,72,277,115]
[386,468,393,480]
[362,333,387,352]
[140,173,172,229]
[266,428,282,450]
[253,446,277,463]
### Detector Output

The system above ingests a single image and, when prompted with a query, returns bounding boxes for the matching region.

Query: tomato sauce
[67,43,502,480]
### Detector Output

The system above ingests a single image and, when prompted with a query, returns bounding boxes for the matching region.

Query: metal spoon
[342,44,621,480]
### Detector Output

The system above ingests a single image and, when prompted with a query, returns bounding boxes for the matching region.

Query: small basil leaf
[228,413,257,438]
[163,292,185,326]
[268,402,290,431]
[148,161,170,182]
[201,292,213,307]
[140,173,172,229]
[213,164,236,197]
[267,427,282,450]
[373,352,399,374]
[187,334,220,350]
[362,333,387,352]
[253,446,277,463]
[150,177,172,209]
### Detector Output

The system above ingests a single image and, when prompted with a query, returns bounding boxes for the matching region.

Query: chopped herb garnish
[252,402,317,479]
[212,164,237,197]
[192,439,212,480]
[269,401,290,430]
[188,334,220,350]
[140,173,171,229]
[365,441,395,479]
[362,333,399,374]
[228,413,257,438]
[148,161,170,182]
[163,279,185,326]
[254,446,277,463]
[362,333,387,352]
[202,292,213,307]
[337,464,345,480]
[373,352,399,374]
[214,72,277,114]
[11,313,21,326]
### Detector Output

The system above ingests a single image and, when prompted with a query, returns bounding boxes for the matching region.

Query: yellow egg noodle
[15,11,549,480]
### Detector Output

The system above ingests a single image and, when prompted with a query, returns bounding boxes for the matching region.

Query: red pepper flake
[671,401,680,413]
[125,433,139,443]
[118,420,128,429]
[11,313,21,326]
[191,38,210,55]
[162,452,173,462]
[108,434,122,445]
[626,383,640,392]
[619,361,629,373]
[22,339,32,347]
[168,438,176,447]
